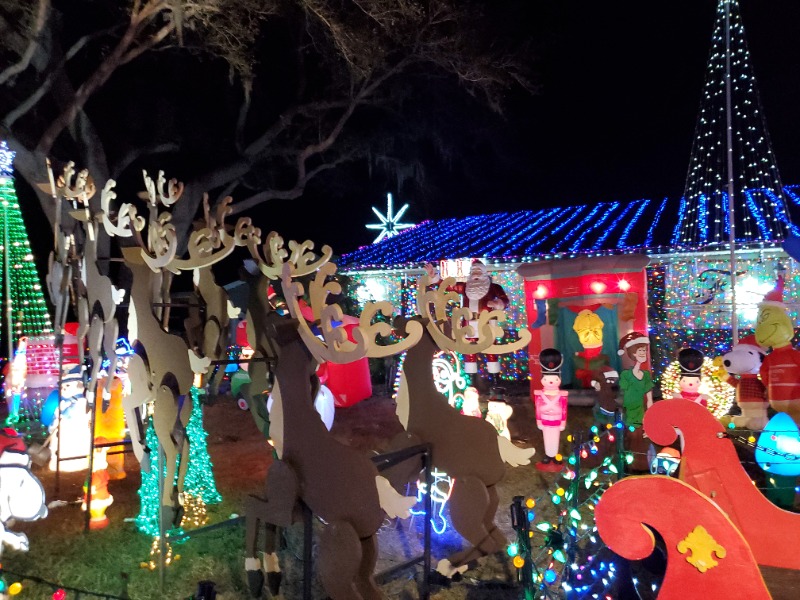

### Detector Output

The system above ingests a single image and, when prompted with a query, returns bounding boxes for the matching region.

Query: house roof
[339,186,800,271]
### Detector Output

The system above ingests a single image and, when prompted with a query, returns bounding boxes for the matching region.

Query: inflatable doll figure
[618,332,653,471]
[534,348,568,472]
[755,276,800,425]
[671,348,710,407]
[720,335,768,430]
[573,309,610,389]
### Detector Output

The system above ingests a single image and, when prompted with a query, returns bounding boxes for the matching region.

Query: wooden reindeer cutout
[644,399,800,570]
[596,476,771,599]
[177,196,243,397]
[41,164,125,408]
[242,248,421,600]
[389,273,534,578]
[105,170,217,526]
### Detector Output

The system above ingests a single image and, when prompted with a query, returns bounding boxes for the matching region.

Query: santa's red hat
[736,334,764,353]
[760,275,786,309]
[618,331,649,356]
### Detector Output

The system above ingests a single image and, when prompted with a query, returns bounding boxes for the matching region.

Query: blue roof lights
[340,186,800,270]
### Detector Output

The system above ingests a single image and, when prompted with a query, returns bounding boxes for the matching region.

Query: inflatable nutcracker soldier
[533,348,568,472]
[671,348,710,407]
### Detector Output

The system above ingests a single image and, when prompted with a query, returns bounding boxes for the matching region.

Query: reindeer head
[416,274,531,355]
[282,259,423,366]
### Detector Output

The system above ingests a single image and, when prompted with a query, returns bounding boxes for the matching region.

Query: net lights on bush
[660,357,734,418]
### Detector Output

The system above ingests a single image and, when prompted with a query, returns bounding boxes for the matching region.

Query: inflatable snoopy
[0,429,48,557]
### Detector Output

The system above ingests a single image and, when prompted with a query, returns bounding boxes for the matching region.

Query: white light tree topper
[366,193,414,243]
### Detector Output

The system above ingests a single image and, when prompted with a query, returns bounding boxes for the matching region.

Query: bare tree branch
[0,0,49,85]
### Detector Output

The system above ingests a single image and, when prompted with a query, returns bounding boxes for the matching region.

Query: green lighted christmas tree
[0,141,52,355]
[183,386,221,505]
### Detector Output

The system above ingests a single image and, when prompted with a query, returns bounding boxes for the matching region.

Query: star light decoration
[366,193,414,243]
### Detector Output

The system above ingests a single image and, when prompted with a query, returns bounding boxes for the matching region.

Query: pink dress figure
[534,348,568,472]
[671,348,709,407]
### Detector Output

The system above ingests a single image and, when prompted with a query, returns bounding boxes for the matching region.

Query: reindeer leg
[483,484,506,549]
[172,389,193,523]
[154,385,180,527]
[444,476,504,573]
[244,496,270,598]
[101,319,119,412]
[86,315,104,407]
[203,320,222,396]
[124,354,152,470]
[354,534,382,600]
[76,297,90,373]
[319,521,364,600]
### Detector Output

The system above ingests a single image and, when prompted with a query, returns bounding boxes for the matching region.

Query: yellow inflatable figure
[572,309,610,389]
[755,276,800,424]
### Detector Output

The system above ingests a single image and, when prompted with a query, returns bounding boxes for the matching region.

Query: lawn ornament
[644,399,800,570]
[243,238,421,600]
[424,260,509,378]
[596,476,771,599]
[485,401,513,440]
[106,170,250,527]
[670,348,709,407]
[572,309,610,389]
[534,348,568,471]
[389,274,533,579]
[45,164,125,410]
[81,440,113,530]
[618,331,653,471]
[720,335,768,430]
[0,429,47,558]
[48,364,91,472]
[755,276,800,424]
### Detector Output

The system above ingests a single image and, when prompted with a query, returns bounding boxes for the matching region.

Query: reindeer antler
[417,274,531,355]
[246,230,333,280]
[141,170,184,207]
[167,196,253,272]
[100,179,141,238]
[55,162,97,202]
[282,262,423,364]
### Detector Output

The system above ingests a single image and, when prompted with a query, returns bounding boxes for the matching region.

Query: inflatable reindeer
[241,243,423,600]
[390,273,535,579]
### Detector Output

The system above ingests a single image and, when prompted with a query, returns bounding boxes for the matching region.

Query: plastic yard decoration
[755,412,800,477]
[644,399,800,570]
[596,477,770,599]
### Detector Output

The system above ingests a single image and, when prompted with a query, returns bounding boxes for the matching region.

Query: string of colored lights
[678,0,790,246]
[0,568,127,600]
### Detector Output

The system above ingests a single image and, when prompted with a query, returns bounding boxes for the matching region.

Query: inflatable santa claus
[424,260,509,377]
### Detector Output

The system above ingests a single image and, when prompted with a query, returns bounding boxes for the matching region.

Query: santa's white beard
[466,277,491,301]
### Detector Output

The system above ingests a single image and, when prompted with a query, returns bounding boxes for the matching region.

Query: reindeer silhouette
[390,274,534,578]
[242,245,423,600]
[41,164,124,408]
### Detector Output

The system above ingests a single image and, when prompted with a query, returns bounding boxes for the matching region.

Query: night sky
[307,0,800,255]
[11,1,800,262]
